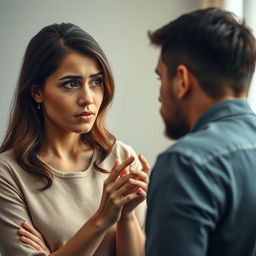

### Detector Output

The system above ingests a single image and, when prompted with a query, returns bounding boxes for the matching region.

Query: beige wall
[1,0,255,166]
[0,0,201,166]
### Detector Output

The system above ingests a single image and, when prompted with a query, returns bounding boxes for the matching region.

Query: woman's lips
[74,111,95,122]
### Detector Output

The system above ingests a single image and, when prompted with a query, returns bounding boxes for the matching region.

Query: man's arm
[145,152,220,256]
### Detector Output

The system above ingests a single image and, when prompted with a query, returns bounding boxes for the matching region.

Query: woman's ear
[175,65,191,99]
[31,84,43,103]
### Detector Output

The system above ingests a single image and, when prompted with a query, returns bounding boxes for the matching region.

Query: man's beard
[162,110,190,140]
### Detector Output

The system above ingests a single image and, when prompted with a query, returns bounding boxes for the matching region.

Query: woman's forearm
[116,211,145,256]
[50,213,109,256]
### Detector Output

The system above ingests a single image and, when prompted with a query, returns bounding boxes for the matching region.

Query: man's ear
[175,65,191,99]
[31,84,43,103]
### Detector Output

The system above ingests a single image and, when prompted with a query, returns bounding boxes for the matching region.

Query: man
[145,8,256,256]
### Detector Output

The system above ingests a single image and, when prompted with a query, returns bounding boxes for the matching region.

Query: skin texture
[18,51,150,256]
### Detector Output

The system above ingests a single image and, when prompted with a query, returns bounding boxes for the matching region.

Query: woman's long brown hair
[0,23,115,190]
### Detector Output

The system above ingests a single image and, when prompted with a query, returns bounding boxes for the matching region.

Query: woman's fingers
[130,168,148,181]
[139,154,150,174]
[119,168,129,178]
[115,190,143,206]
[19,221,50,253]
[114,175,139,196]
[20,235,44,251]
[22,221,42,238]
[19,228,44,251]
[105,169,141,195]
[129,178,148,192]
[108,155,150,195]
[96,155,148,226]
[137,187,147,198]
[106,156,135,183]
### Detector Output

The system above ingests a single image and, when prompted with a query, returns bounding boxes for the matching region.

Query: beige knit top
[0,141,146,256]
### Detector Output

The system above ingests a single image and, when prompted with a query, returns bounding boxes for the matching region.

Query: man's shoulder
[159,133,212,165]
[160,120,256,165]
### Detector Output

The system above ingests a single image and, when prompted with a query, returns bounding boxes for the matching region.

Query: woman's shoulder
[0,150,21,184]
[0,149,24,179]
[97,140,140,170]
[0,149,15,166]
[112,140,138,158]
[0,149,40,189]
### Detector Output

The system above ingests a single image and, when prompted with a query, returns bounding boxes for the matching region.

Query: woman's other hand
[18,221,50,254]
[121,154,150,216]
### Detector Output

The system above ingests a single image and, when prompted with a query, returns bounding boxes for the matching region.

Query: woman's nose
[78,87,93,106]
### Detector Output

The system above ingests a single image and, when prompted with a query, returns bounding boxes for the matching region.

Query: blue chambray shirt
[146,99,256,256]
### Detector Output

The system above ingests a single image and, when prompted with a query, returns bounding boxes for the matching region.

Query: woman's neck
[40,125,91,160]
[39,128,94,173]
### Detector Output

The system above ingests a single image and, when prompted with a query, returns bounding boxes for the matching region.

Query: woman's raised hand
[95,154,150,229]
[95,155,149,230]
[120,154,150,216]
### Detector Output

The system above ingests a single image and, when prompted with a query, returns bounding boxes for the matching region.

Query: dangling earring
[37,103,41,110]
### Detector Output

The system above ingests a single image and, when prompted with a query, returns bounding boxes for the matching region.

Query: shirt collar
[191,99,255,132]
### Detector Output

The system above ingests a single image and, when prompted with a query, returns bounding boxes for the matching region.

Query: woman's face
[34,52,104,134]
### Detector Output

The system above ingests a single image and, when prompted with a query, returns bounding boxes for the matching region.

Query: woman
[0,23,149,256]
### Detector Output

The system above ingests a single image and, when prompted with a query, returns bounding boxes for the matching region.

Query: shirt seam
[165,143,256,166]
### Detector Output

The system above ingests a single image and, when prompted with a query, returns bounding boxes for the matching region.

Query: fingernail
[21,236,27,241]
[130,169,138,174]
[19,228,25,234]
[23,221,29,227]
[137,188,145,195]
[129,178,136,184]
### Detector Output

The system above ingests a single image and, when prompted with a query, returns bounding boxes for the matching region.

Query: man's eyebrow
[58,72,103,80]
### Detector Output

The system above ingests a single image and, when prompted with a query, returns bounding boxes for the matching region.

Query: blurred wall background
[0,0,255,168]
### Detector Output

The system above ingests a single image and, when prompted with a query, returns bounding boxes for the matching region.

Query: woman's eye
[91,78,104,87]
[62,80,80,89]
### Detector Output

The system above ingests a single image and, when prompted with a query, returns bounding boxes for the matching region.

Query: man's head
[150,8,256,139]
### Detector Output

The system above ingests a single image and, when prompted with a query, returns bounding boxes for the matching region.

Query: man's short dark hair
[149,8,256,98]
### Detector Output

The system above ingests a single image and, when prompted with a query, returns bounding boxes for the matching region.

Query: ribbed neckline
[38,150,97,178]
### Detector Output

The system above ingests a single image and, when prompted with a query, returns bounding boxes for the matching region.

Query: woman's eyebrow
[58,72,103,80]
[58,75,82,80]
[89,71,103,78]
